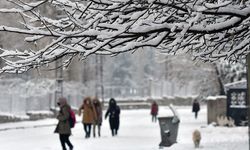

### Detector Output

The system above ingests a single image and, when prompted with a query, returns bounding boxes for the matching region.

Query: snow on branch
[0,0,250,73]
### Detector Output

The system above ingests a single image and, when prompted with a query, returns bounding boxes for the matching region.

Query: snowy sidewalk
[0,119,58,131]
[0,106,248,150]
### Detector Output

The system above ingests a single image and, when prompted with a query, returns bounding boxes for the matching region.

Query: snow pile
[26,111,54,120]
[206,95,226,101]
[0,112,29,123]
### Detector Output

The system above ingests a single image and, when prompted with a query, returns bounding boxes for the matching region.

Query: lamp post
[55,58,63,108]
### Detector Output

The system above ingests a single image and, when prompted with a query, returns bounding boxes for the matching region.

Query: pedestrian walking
[192,99,200,119]
[92,97,103,137]
[151,101,158,122]
[78,97,97,138]
[54,97,74,150]
[105,98,120,136]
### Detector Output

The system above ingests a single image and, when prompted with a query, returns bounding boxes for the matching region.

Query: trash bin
[158,115,180,147]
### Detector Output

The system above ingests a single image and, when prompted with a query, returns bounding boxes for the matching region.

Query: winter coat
[151,103,158,116]
[192,101,200,113]
[79,103,97,124]
[105,99,120,130]
[54,104,71,135]
[93,103,103,125]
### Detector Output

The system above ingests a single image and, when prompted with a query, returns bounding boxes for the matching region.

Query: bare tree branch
[0,0,249,73]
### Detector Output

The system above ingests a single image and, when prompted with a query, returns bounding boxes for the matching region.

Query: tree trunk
[95,55,98,97]
[100,56,104,105]
[246,54,250,150]
[213,63,226,95]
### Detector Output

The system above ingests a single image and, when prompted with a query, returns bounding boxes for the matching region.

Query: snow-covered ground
[0,106,248,150]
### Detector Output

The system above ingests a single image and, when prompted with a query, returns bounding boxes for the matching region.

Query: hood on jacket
[109,98,117,108]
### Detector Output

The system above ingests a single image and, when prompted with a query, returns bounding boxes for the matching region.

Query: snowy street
[0,106,248,150]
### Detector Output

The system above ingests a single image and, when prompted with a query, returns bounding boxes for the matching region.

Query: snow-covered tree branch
[0,0,250,73]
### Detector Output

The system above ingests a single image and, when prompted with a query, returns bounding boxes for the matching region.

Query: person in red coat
[151,101,158,122]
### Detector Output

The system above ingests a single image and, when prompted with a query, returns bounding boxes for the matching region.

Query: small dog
[192,129,201,148]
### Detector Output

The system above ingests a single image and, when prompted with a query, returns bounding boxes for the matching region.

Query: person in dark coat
[105,98,120,136]
[192,99,200,119]
[92,97,103,137]
[151,101,158,122]
[54,97,74,150]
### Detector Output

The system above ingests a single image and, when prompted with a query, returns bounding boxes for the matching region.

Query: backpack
[68,109,76,128]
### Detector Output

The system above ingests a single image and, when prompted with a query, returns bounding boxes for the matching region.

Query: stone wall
[148,96,195,106]
[206,96,227,124]
[1,96,198,123]
[103,96,198,110]
[0,114,29,123]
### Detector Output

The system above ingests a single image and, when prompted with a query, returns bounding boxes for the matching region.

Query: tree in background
[213,61,246,95]
[0,0,249,73]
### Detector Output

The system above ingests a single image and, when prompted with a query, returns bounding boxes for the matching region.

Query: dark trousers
[84,123,92,138]
[152,115,157,122]
[111,128,118,136]
[93,123,101,137]
[194,112,198,119]
[109,118,119,136]
[59,134,73,150]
